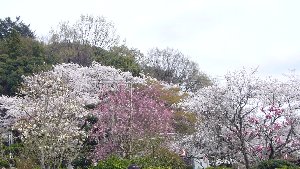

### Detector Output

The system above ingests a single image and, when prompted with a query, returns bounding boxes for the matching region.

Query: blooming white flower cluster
[16,70,88,167]
[0,96,23,130]
[52,61,144,105]
[181,69,300,167]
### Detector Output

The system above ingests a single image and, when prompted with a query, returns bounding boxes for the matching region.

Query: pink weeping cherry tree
[90,84,174,161]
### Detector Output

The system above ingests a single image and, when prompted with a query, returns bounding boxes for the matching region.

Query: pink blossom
[275,136,282,144]
[273,123,281,130]
[274,108,283,116]
[249,117,259,124]
[91,84,174,160]
[255,145,263,152]
[268,106,274,112]
[265,114,272,119]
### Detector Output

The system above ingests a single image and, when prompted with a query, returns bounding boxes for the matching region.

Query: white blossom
[180,68,300,168]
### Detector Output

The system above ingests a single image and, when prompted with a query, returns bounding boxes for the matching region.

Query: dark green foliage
[46,42,141,76]
[45,42,95,66]
[4,29,22,58]
[0,16,35,39]
[94,45,141,76]
[206,166,232,169]
[254,159,298,169]
[0,16,54,96]
[0,32,52,95]
[3,143,23,157]
[72,155,92,169]
[0,158,9,167]
[84,115,98,128]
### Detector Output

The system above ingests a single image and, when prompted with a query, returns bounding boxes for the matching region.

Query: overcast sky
[1,0,300,78]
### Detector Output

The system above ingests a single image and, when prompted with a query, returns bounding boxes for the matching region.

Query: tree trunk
[241,141,250,169]
[268,143,275,159]
[238,111,250,169]
[40,147,46,169]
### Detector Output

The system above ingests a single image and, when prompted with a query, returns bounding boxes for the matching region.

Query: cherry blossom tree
[90,84,174,161]
[14,71,88,169]
[0,96,23,163]
[182,69,300,169]
[0,62,144,168]
[247,77,300,161]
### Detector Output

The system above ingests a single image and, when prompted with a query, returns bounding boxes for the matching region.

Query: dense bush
[0,159,9,168]
[91,155,131,169]
[206,166,232,169]
[72,155,93,169]
[14,157,40,169]
[143,167,171,169]
[254,159,298,169]
[132,148,187,169]
[91,148,187,169]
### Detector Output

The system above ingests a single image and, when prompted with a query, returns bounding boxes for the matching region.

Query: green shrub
[143,167,171,169]
[0,159,9,168]
[206,166,232,169]
[91,148,187,169]
[91,155,131,169]
[254,159,298,169]
[132,147,187,169]
[277,165,300,169]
